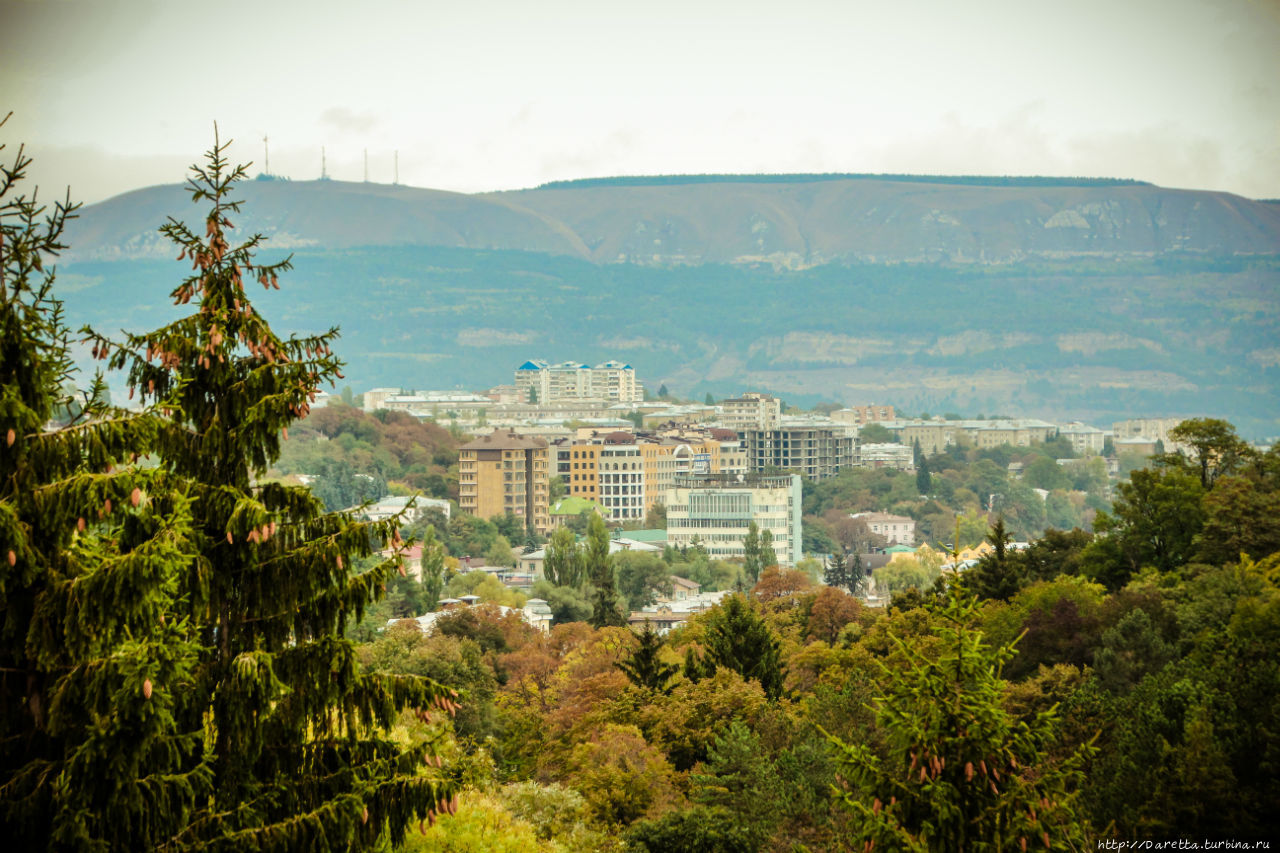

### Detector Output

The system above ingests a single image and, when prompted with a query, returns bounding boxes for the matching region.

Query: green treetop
[585,512,625,627]
[827,578,1095,851]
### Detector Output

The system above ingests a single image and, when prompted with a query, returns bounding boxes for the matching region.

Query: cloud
[319,107,379,135]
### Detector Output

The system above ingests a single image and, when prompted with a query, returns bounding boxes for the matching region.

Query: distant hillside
[54,174,1280,438]
[65,174,1280,266]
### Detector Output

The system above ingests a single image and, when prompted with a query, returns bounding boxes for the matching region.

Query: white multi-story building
[665,474,802,566]
[1056,422,1107,455]
[514,360,642,405]
[858,442,914,471]
[597,441,646,521]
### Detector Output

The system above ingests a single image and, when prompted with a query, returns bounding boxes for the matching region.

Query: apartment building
[743,421,856,480]
[665,474,803,567]
[598,439,646,521]
[1112,418,1186,451]
[881,418,1057,455]
[458,430,550,535]
[832,404,896,426]
[1057,421,1107,455]
[720,393,782,431]
[514,360,642,404]
[552,428,749,522]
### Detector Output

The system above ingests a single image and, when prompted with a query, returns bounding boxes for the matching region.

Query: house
[517,536,663,580]
[352,494,451,524]
[851,511,917,546]
[657,575,701,603]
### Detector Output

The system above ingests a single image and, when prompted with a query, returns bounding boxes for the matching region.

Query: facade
[720,393,781,432]
[552,429,748,522]
[851,511,917,546]
[458,429,550,534]
[598,441,645,521]
[1112,418,1186,451]
[665,473,803,566]
[743,423,855,480]
[881,418,1057,455]
[514,360,641,405]
[1056,421,1107,455]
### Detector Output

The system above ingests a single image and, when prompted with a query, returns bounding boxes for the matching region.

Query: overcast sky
[3,0,1278,204]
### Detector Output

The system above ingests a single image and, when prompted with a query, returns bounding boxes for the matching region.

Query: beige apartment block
[832,404,896,425]
[458,430,550,535]
[720,393,782,431]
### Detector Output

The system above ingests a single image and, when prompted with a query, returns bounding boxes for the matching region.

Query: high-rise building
[665,473,803,567]
[458,429,550,535]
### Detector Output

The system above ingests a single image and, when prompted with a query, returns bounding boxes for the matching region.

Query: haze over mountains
[57,174,1280,437]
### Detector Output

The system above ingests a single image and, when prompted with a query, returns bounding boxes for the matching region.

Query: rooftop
[460,429,549,451]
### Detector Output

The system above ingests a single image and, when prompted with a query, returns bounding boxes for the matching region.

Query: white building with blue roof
[514,359,641,405]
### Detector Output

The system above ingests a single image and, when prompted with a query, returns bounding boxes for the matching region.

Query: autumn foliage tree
[77,133,461,850]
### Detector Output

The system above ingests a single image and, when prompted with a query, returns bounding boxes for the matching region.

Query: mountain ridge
[64,174,1280,266]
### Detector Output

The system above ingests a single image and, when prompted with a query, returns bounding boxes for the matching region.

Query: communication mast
[321,146,328,180]
[262,135,270,175]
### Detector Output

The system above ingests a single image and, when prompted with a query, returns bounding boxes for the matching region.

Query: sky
[3,0,1279,204]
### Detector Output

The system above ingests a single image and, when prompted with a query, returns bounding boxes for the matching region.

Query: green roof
[619,528,669,543]
[549,496,606,516]
[885,544,916,554]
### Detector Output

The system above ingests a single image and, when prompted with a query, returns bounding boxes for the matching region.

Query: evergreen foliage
[75,134,457,850]
[1,115,210,852]
[702,595,785,700]
[970,516,1022,601]
[615,623,678,694]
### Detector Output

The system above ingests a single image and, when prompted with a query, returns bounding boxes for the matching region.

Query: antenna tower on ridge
[321,146,328,180]
[263,135,270,175]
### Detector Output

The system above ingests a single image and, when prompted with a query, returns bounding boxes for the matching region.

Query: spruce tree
[1,120,208,850]
[83,133,459,850]
[616,623,678,694]
[703,594,785,700]
[824,552,849,590]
